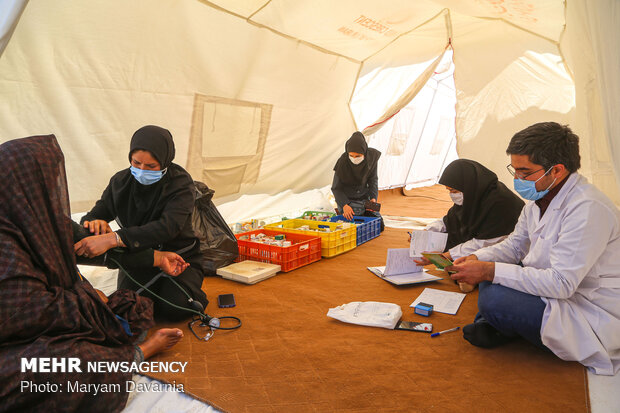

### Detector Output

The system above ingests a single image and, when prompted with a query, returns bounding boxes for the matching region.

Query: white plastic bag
[326,301,402,329]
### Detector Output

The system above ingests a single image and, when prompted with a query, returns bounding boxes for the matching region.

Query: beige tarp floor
[144,186,589,412]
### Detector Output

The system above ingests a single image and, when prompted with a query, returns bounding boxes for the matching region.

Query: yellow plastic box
[265,219,356,257]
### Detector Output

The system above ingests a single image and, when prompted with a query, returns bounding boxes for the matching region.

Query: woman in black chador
[331,131,382,223]
[77,125,208,320]
[414,159,524,292]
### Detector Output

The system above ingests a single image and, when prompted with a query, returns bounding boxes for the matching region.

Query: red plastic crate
[235,229,322,272]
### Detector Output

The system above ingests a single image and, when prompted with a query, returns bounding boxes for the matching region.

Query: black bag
[191,181,238,275]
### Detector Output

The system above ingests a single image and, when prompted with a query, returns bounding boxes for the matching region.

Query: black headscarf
[333,131,381,186]
[117,125,183,227]
[439,159,524,250]
[129,125,176,169]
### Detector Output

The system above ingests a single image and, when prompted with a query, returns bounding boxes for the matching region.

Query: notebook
[367,248,442,286]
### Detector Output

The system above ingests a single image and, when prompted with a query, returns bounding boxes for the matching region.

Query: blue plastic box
[414,302,434,317]
[329,215,381,246]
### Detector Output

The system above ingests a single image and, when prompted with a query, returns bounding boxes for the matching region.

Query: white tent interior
[1,0,619,224]
[1,0,619,411]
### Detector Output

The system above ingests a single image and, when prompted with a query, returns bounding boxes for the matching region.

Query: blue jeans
[476,281,549,350]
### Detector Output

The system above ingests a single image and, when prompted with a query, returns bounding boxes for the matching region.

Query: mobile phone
[395,321,433,333]
[364,200,381,212]
[217,293,236,308]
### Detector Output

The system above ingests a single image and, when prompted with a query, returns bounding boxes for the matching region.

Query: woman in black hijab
[77,125,208,321]
[332,131,382,221]
[417,159,524,264]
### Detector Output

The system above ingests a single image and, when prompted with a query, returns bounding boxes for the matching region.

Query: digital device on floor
[395,321,433,333]
[217,293,236,308]
[364,200,381,211]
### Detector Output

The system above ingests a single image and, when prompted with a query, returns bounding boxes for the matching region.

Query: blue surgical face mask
[130,166,167,185]
[513,167,556,201]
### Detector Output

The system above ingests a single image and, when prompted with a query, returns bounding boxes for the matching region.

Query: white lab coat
[474,173,620,375]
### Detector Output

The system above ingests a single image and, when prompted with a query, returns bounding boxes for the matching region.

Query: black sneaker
[463,321,514,348]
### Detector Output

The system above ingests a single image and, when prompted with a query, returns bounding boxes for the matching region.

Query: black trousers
[117,265,208,322]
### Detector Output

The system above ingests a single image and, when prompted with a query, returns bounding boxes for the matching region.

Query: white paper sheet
[384,248,422,275]
[410,288,466,315]
[409,230,448,258]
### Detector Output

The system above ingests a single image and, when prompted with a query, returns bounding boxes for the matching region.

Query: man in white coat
[448,122,620,375]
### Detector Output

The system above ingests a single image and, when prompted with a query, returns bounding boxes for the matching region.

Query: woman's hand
[154,251,189,276]
[74,233,117,258]
[343,204,354,220]
[83,219,112,235]
[414,251,451,266]
[413,256,432,266]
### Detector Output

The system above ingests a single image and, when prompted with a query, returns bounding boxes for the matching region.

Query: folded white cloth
[327,301,402,329]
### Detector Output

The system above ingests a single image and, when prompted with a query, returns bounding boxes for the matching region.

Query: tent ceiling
[205,0,565,62]
[1,0,618,224]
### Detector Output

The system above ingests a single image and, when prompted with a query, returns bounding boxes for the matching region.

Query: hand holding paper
[409,230,448,259]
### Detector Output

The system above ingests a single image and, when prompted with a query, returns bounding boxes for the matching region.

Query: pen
[430,326,460,338]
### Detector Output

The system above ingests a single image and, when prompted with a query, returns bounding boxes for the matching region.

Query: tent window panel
[386,107,415,156]
[201,102,261,158]
[201,165,246,198]
[429,116,453,156]
[187,94,273,198]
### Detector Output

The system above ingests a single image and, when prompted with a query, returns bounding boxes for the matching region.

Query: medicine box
[414,302,434,317]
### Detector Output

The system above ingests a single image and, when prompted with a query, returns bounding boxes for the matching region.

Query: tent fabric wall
[563,0,620,205]
[352,51,458,189]
[0,0,618,225]
[451,14,575,190]
[350,11,457,189]
[0,0,359,215]
[0,0,28,57]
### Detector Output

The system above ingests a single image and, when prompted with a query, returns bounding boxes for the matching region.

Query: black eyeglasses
[506,164,545,180]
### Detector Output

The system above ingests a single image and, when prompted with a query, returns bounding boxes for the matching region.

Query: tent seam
[363,8,450,62]
[196,0,361,64]
[247,0,271,20]
[474,15,560,45]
